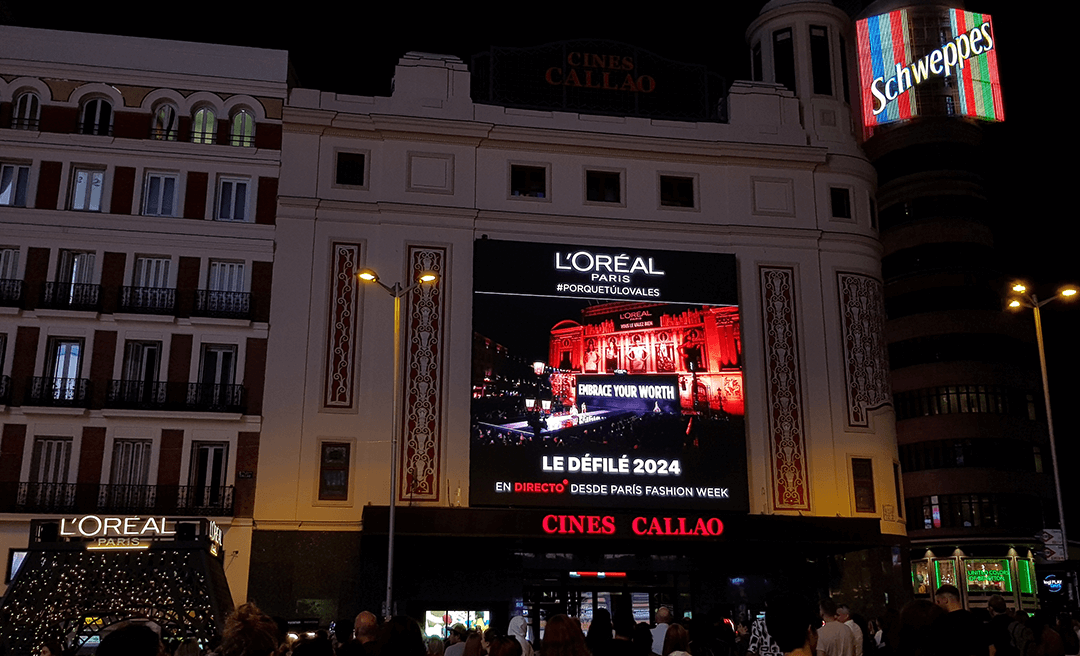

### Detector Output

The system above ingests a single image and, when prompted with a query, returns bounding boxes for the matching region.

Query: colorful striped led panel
[856,8,1003,135]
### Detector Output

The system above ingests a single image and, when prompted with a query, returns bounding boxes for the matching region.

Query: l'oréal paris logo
[555,251,665,283]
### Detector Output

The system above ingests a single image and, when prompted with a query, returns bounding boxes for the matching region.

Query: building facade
[250,0,905,631]
[0,26,287,610]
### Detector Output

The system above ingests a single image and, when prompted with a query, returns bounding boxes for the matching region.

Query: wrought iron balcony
[40,282,100,311]
[106,379,168,409]
[194,290,251,319]
[0,375,9,404]
[0,279,22,307]
[6,482,234,515]
[186,383,245,413]
[26,377,91,407]
[119,286,176,314]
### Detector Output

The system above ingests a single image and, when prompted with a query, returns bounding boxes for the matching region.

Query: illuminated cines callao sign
[541,514,724,537]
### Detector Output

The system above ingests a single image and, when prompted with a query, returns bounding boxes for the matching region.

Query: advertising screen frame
[470,239,748,512]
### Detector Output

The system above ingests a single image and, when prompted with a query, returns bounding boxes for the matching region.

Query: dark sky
[4,1,1077,529]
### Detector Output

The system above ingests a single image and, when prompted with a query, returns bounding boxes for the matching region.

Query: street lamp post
[357,266,437,619]
[1008,282,1077,569]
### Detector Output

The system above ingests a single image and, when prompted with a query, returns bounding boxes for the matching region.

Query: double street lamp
[1007,282,1077,565]
[357,267,438,619]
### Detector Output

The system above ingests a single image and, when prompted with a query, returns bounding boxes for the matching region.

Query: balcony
[119,286,176,314]
[0,279,22,307]
[105,380,244,413]
[40,282,100,311]
[7,482,234,515]
[194,290,251,320]
[26,377,91,407]
[186,383,245,413]
[106,379,167,409]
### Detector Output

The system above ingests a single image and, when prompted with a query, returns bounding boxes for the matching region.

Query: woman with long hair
[662,623,690,656]
[541,615,590,656]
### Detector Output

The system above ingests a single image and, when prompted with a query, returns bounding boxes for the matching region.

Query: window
[123,256,172,313]
[133,256,170,289]
[0,248,20,306]
[192,107,216,144]
[751,42,762,82]
[893,462,903,519]
[336,152,366,186]
[58,250,95,287]
[119,340,162,404]
[510,164,546,198]
[773,29,796,92]
[852,458,875,513]
[12,92,40,130]
[839,36,851,103]
[143,172,178,216]
[0,163,30,207]
[151,104,178,140]
[217,178,249,221]
[189,441,228,508]
[71,168,104,211]
[109,439,153,504]
[200,344,237,389]
[830,187,852,219]
[318,442,351,501]
[586,170,621,203]
[209,260,244,294]
[810,26,832,96]
[660,175,695,208]
[79,98,112,136]
[46,337,83,403]
[229,110,255,147]
[30,437,72,486]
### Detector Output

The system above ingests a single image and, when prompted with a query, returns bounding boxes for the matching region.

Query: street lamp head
[417,271,438,284]
[1011,283,1027,294]
[357,268,379,283]
[1059,286,1078,298]
[1008,299,1022,309]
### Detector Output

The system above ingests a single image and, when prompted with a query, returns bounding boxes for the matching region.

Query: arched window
[12,92,40,130]
[151,104,178,140]
[191,107,216,144]
[79,98,112,136]
[229,109,255,147]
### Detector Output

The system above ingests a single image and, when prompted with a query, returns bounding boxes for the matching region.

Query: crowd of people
[766,585,1080,656]
[32,590,1080,656]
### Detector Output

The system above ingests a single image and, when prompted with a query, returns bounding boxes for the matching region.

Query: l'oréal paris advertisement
[470,239,748,511]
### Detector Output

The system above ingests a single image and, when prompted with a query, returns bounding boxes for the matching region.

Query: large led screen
[856,8,1003,135]
[470,240,748,511]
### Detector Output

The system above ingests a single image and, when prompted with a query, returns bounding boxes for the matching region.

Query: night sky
[4,0,1076,528]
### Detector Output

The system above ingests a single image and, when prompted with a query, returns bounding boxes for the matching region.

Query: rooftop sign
[856,7,1003,135]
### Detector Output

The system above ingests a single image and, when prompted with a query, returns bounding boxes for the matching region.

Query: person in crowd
[175,638,202,656]
[837,605,864,656]
[463,631,484,656]
[39,641,65,656]
[818,599,856,656]
[588,608,615,656]
[540,614,590,656]
[426,635,446,656]
[608,602,637,656]
[508,616,534,656]
[375,616,426,656]
[220,603,279,656]
[896,599,944,656]
[1030,610,1065,656]
[634,622,658,656]
[291,633,334,656]
[765,594,820,656]
[987,595,1024,656]
[445,623,469,656]
[488,635,524,656]
[662,623,690,656]
[930,584,990,656]
[96,624,165,656]
[651,607,674,655]
[1057,613,1079,656]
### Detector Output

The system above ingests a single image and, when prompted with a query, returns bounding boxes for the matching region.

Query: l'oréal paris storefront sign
[471,240,747,512]
[856,7,1003,136]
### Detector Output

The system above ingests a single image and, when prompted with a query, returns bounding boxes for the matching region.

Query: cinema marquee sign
[542,514,724,538]
[544,51,656,93]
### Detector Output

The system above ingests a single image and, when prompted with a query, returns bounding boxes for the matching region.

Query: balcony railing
[8,482,234,515]
[41,282,100,311]
[0,279,22,307]
[106,379,168,409]
[27,377,91,407]
[0,375,9,404]
[186,383,245,413]
[119,286,176,314]
[194,290,251,319]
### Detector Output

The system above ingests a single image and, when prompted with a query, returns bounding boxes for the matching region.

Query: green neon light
[1017,560,1035,594]
[965,559,1012,592]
